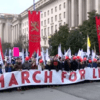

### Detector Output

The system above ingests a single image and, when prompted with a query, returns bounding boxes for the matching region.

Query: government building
[0,0,100,49]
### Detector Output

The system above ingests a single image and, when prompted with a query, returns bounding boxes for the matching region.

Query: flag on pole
[4,49,7,56]
[0,51,3,65]
[41,48,45,65]
[22,49,24,64]
[9,49,12,63]
[46,49,49,61]
[58,44,63,57]
[26,48,28,57]
[92,50,96,61]
[65,48,71,58]
[87,35,91,57]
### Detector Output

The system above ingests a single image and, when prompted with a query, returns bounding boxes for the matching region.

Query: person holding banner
[22,57,31,70]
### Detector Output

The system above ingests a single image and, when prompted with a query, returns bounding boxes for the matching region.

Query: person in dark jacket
[22,57,31,70]
[64,56,71,71]
[92,58,97,68]
[82,57,88,68]
[52,59,60,71]
[31,62,38,69]
[71,56,78,71]
[45,59,52,71]
[6,63,12,72]
[87,59,92,68]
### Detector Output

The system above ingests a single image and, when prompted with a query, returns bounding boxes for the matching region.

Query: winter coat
[71,60,78,71]
[14,62,22,71]
[92,62,97,68]
[64,60,70,71]
[22,62,31,70]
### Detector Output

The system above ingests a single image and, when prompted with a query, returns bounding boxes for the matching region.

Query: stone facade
[0,0,100,48]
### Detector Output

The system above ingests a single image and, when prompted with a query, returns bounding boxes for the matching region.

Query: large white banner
[0,67,100,90]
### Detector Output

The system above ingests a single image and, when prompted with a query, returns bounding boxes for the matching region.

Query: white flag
[26,48,28,57]
[9,49,12,63]
[22,49,24,64]
[65,48,71,58]
[58,44,63,57]
[46,49,49,61]
[0,51,3,65]
[92,50,96,61]
[81,49,84,59]
[41,48,45,65]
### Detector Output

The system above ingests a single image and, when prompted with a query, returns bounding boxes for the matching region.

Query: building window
[44,20,46,26]
[48,10,49,15]
[55,25,57,31]
[48,18,49,24]
[44,40,46,45]
[51,17,53,23]
[64,12,66,18]
[59,4,61,10]
[59,23,61,27]
[41,21,43,26]
[48,27,49,36]
[64,22,66,25]
[59,14,61,20]
[41,29,43,36]
[51,26,53,34]
[64,2,65,8]
[44,12,46,17]
[51,8,53,14]
[55,6,57,12]
[44,28,46,36]
[55,15,57,21]
[41,14,43,18]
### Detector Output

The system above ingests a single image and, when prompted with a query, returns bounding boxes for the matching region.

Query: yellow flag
[87,36,91,48]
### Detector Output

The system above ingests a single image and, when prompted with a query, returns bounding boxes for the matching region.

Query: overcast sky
[0,0,39,14]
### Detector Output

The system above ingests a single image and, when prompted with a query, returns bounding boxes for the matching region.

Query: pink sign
[13,47,19,57]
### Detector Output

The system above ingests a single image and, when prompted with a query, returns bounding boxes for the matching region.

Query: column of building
[71,0,75,28]
[78,0,83,25]
[86,0,91,20]
[95,0,100,14]
[66,0,69,24]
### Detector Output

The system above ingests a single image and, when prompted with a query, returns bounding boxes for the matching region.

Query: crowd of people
[0,55,100,74]
[0,55,100,91]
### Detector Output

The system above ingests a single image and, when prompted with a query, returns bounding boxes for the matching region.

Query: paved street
[0,81,100,100]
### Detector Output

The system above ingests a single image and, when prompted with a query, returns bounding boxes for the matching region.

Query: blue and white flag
[22,49,24,64]
[0,51,3,65]
[9,49,12,63]
[46,49,49,61]
[58,44,63,57]
[26,48,28,57]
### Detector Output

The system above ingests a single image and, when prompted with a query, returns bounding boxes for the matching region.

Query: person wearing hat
[22,57,31,70]
[71,56,78,71]
[87,59,92,67]
[45,59,52,71]
[82,57,88,68]
[52,58,60,72]
[92,58,97,68]
[64,56,71,71]
[38,59,45,71]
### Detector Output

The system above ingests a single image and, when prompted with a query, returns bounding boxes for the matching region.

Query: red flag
[95,16,100,54]
[0,38,4,60]
[28,11,41,58]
